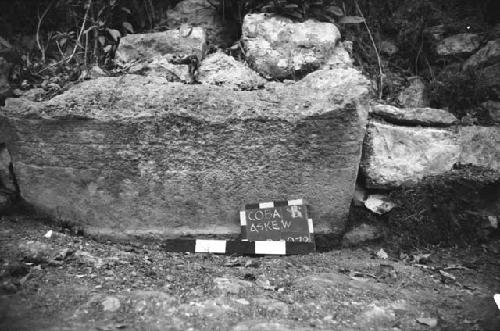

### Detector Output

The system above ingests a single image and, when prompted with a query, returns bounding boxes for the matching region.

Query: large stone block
[361,121,460,188]
[1,68,370,236]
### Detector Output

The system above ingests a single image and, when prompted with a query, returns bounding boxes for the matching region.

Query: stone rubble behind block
[362,120,500,189]
[115,28,207,64]
[241,13,342,80]
[361,121,460,188]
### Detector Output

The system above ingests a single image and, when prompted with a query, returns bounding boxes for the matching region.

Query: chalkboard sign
[240,199,314,242]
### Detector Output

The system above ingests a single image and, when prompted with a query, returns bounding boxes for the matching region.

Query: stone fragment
[101,296,121,312]
[397,77,429,108]
[241,13,342,79]
[436,33,481,56]
[115,28,207,64]
[165,0,239,48]
[371,104,457,126]
[1,67,370,236]
[458,126,500,172]
[364,195,396,215]
[463,39,500,70]
[362,121,460,188]
[481,100,500,123]
[199,51,266,90]
[342,223,383,247]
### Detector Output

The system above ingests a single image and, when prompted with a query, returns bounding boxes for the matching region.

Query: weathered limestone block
[436,33,481,56]
[370,104,457,126]
[2,68,370,236]
[459,126,500,171]
[361,121,460,188]
[115,28,207,64]
[198,51,266,90]
[241,13,342,79]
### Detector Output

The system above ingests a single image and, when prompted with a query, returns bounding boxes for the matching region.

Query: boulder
[1,67,370,236]
[241,13,342,79]
[463,39,500,70]
[114,28,207,64]
[371,104,457,126]
[198,51,266,90]
[165,0,239,48]
[458,126,500,171]
[396,77,429,108]
[361,121,460,188]
[436,33,481,56]
[481,100,500,123]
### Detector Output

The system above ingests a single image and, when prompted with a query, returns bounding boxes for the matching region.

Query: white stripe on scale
[195,240,227,253]
[287,199,303,206]
[259,201,274,209]
[240,211,247,225]
[254,241,286,255]
[308,219,314,233]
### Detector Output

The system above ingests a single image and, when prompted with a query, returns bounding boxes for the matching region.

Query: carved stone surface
[1,68,370,236]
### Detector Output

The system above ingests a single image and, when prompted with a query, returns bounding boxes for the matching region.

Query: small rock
[376,248,389,260]
[342,223,383,247]
[199,51,266,91]
[487,216,498,229]
[494,294,500,310]
[380,40,398,56]
[43,230,53,239]
[101,296,121,312]
[416,317,438,327]
[397,77,429,108]
[439,270,456,284]
[364,195,396,215]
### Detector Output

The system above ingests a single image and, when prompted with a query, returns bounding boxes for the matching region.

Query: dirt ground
[1,214,499,331]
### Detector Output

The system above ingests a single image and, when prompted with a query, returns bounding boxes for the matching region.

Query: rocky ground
[1,214,499,331]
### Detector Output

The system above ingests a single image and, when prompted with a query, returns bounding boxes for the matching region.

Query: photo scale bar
[162,239,315,255]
